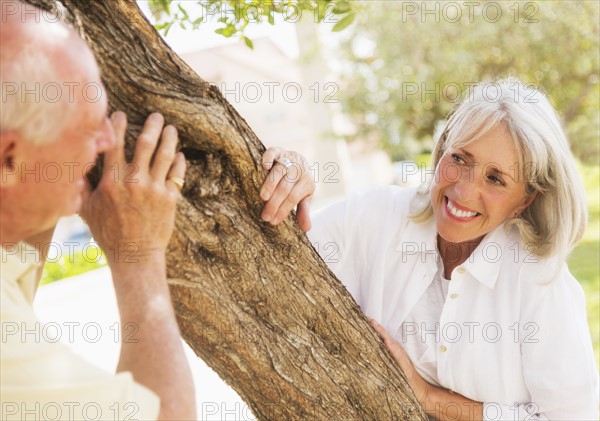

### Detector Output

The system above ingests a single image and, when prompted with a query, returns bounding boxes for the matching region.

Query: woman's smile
[444,196,481,221]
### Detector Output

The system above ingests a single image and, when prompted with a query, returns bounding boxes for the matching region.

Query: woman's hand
[369,318,432,406]
[259,147,315,232]
[79,112,186,269]
[370,319,484,420]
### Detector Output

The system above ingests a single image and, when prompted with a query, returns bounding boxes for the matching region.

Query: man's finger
[132,113,164,174]
[151,125,178,181]
[102,112,126,177]
[78,179,93,222]
[165,152,187,194]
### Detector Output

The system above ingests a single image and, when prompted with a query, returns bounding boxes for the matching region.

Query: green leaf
[177,3,189,19]
[163,21,174,36]
[332,1,351,14]
[332,12,355,32]
[158,0,171,15]
[215,24,236,38]
[243,35,254,49]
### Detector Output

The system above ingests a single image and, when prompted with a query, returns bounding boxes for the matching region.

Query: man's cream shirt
[1,242,160,421]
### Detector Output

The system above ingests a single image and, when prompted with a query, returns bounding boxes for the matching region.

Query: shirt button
[457,267,466,274]
[450,293,459,299]
[440,345,447,352]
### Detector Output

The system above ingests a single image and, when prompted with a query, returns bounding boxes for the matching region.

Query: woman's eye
[451,153,465,164]
[488,175,505,185]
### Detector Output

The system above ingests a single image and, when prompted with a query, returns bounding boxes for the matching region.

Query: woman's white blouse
[400,267,450,387]
[307,186,599,420]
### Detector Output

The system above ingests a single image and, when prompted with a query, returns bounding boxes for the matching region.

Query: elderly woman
[259,79,599,420]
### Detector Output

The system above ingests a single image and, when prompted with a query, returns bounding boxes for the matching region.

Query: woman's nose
[454,166,482,202]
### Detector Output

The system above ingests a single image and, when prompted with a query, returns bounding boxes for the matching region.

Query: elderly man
[1,3,195,420]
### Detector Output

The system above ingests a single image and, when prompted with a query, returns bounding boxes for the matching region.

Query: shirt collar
[395,218,515,290]
[394,218,439,279]
[1,242,43,304]
[463,223,514,289]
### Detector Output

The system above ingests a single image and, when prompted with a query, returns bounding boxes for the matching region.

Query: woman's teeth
[447,198,478,218]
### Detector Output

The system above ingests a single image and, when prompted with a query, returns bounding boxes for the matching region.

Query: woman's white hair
[411,77,587,262]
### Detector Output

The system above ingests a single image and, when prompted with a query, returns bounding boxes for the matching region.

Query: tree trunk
[24,0,427,419]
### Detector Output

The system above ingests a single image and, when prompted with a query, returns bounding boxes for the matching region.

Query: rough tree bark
[23,0,427,419]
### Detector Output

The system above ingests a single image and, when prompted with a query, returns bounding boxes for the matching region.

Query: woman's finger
[370,318,390,339]
[260,155,299,201]
[261,147,283,171]
[296,195,313,232]
[261,167,299,223]
[269,177,314,225]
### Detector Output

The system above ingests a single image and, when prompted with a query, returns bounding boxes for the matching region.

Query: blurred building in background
[181,35,396,206]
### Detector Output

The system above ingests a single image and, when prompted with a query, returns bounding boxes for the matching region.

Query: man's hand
[260,147,315,232]
[79,111,195,420]
[79,112,186,267]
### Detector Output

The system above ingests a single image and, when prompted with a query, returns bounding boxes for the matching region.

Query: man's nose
[95,117,117,153]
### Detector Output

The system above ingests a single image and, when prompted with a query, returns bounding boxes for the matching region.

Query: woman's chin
[436,224,479,245]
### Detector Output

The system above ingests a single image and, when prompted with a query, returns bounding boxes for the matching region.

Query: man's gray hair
[1,4,78,145]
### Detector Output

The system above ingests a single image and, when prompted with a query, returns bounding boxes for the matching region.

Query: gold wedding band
[169,176,185,192]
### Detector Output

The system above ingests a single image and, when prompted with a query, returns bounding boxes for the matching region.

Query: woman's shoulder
[313,185,419,225]
[501,229,585,304]
[346,185,420,216]
[310,185,421,249]
[502,230,566,283]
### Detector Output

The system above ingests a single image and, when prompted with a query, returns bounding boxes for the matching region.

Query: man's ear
[0,131,21,187]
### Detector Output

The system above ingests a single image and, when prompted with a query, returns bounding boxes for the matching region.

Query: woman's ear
[1,131,20,187]
[516,190,540,215]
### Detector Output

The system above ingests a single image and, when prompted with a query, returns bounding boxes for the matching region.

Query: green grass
[568,162,600,368]
[569,239,599,367]
[40,245,107,286]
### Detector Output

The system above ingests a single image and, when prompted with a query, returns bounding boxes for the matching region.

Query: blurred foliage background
[148,1,599,163]
[329,1,599,162]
